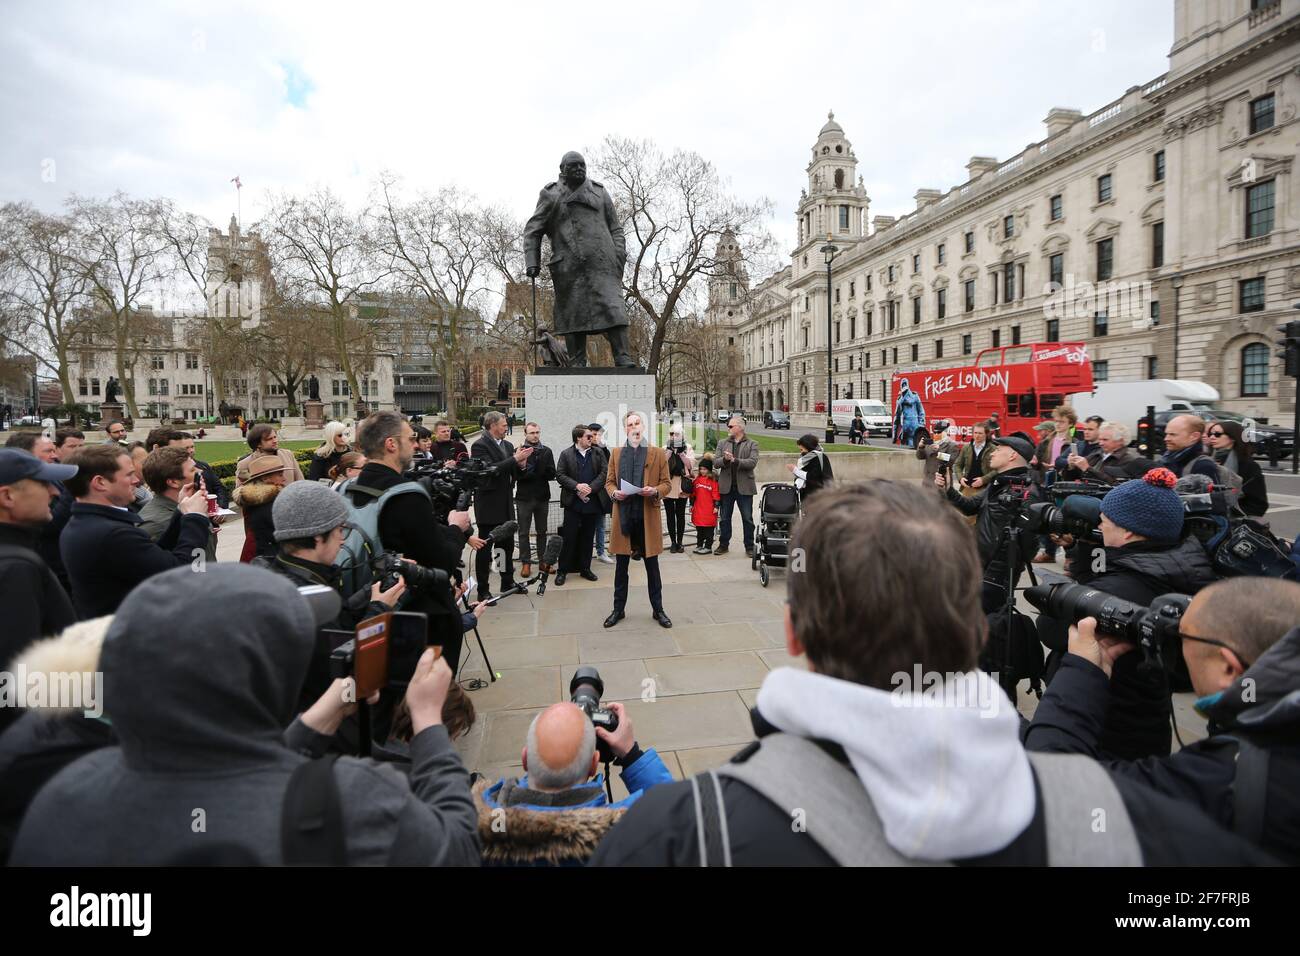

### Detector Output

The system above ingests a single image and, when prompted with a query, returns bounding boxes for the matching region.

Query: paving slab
[758,648,808,671]
[472,634,579,670]
[670,622,773,655]
[676,744,747,777]
[644,650,770,696]
[614,691,756,752]
[458,666,563,714]
[577,629,681,663]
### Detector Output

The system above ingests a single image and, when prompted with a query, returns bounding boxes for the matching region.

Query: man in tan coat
[235,423,305,487]
[603,411,672,629]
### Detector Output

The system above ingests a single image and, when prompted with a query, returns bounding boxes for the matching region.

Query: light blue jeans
[596,514,608,555]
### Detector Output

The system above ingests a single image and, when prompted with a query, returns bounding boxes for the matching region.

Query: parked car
[1142,407,1293,458]
[764,410,790,429]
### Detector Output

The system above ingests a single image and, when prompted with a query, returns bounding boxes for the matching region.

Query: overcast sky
[1,0,1173,261]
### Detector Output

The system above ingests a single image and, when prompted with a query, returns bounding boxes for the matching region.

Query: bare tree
[372,176,492,419]
[67,192,170,417]
[0,202,94,407]
[590,137,773,374]
[249,292,321,409]
[262,187,388,403]
[671,315,738,416]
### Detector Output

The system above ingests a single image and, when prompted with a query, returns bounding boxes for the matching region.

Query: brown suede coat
[603,444,671,558]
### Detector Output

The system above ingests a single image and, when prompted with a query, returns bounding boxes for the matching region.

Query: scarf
[618,440,647,535]
[1212,446,1239,474]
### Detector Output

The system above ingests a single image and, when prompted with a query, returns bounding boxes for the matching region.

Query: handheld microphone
[489,520,518,545]
[535,533,564,596]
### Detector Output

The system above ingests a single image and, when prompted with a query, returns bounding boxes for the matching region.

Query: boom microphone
[536,534,564,596]
[489,520,518,545]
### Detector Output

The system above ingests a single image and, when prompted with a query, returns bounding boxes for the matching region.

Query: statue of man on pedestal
[523,151,635,368]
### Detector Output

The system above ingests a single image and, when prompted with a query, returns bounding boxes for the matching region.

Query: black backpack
[983,605,1046,697]
[281,755,346,865]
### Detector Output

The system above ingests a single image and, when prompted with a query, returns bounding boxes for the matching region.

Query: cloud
[0,0,1173,266]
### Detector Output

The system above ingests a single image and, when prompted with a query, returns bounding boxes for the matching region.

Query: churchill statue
[523,151,635,368]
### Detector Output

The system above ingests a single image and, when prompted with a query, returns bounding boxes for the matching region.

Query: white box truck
[1069,380,1220,431]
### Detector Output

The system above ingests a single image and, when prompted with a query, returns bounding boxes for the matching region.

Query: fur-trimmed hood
[472,778,625,867]
[8,617,112,717]
[233,480,283,508]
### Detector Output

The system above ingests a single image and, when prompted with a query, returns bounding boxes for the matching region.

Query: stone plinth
[525,368,658,452]
[303,400,325,428]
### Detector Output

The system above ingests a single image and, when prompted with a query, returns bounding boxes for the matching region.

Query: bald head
[524,703,597,791]
[1164,414,1206,453]
[1183,578,1300,674]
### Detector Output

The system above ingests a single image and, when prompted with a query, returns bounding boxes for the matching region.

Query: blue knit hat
[1100,467,1183,542]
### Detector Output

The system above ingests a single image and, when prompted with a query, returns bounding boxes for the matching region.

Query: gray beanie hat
[272,480,350,541]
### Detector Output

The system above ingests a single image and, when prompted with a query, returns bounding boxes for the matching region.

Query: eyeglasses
[1181,633,1251,671]
[1206,430,1226,437]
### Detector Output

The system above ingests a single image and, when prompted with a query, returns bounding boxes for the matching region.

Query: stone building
[737,0,1299,428]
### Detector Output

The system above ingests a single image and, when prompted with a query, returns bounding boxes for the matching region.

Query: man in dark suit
[470,410,532,601]
[554,424,609,586]
[514,422,557,577]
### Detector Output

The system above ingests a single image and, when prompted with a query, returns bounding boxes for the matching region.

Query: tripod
[985,521,1040,702]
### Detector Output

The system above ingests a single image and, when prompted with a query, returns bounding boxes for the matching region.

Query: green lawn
[654,424,885,454]
[196,439,316,463]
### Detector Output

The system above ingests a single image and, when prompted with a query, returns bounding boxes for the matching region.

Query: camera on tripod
[1025,581,1190,671]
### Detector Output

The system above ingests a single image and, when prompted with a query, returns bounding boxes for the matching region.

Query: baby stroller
[752,483,801,587]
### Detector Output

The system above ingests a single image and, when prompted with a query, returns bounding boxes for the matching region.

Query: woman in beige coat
[602,412,673,629]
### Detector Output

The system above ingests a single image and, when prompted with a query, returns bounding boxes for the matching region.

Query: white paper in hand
[619,478,641,496]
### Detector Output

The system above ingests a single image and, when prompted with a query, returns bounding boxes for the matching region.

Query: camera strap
[281,754,347,865]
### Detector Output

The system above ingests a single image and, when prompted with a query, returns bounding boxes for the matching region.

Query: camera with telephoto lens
[372,551,450,593]
[1025,582,1190,672]
[570,666,619,762]
[1019,495,1104,542]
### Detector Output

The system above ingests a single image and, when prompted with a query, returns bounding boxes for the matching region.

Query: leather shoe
[521,563,532,578]
[554,573,566,587]
[714,546,729,555]
[579,569,598,582]
[477,593,493,604]
[604,610,625,628]
[652,609,672,628]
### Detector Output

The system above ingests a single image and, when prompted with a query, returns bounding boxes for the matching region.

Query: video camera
[406,453,492,512]
[570,665,619,762]
[1025,581,1189,672]
[1019,494,1104,542]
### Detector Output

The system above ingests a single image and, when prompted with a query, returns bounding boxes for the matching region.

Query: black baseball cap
[0,448,78,486]
[989,432,1035,463]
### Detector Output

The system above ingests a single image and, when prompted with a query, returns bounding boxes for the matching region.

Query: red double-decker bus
[889,342,1093,444]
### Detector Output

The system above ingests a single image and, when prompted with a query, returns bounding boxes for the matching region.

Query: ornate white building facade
[738,0,1299,426]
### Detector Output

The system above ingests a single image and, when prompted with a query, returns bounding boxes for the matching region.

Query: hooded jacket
[10,564,480,865]
[0,617,115,863]
[474,747,672,866]
[590,668,1273,866]
[1025,627,1300,864]
[232,480,282,561]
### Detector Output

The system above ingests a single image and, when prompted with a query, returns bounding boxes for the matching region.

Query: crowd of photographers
[0,401,1297,866]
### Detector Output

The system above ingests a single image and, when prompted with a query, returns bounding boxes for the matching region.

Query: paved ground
[216,479,1210,798]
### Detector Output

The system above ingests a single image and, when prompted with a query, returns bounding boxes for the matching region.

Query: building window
[962,334,972,355]
[881,350,887,366]
[1150,300,1160,327]
[78,378,88,396]
[991,329,1001,348]
[1094,360,1109,382]
[912,254,920,274]
[729,282,738,299]
[1146,356,1158,380]
[866,274,871,291]
[1250,94,1275,135]
[835,322,841,343]
[1097,174,1112,203]
[888,265,895,282]
[1046,318,1060,342]
[1049,253,1064,288]
[937,288,947,319]
[1153,150,1165,182]
[1241,343,1269,397]
[151,355,164,370]
[1003,215,1014,238]
[964,279,975,313]
[1094,311,1109,336]
[892,347,898,364]
[1239,277,1266,313]
[1096,238,1113,281]
[910,344,919,362]
[964,231,974,254]
[1004,262,1016,301]
[849,315,856,338]
[1151,222,1164,268]
[1049,194,1062,221]
[866,311,872,336]
[91,378,100,396]
[937,243,946,265]
[802,327,808,348]
[912,297,921,325]
[1011,325,1021,346]
[148,378,157,396]
[839,205,849,230]
[849,280,855,298]
[185,353,199,370]
[833,358,839,373]
[934,338,944,359]
[864,352,870,368]
[835,287,841,304]
[1246,181,1274,238]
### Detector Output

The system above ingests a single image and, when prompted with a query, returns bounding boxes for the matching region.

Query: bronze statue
[104,376,120,404]
[308,375,320,401]
[523,151,634,368]
[533,329,570,369]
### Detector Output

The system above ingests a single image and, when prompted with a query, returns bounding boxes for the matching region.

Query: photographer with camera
[1059,421,1152,484]
[471,411,532,602]
[1025,576,1300,863]
[1036,468,1217,760]
[430,420,467,467]
[936,431,1046,613]
[9,564,480,865]
[476,667,673,866]
[591,483,1268,866]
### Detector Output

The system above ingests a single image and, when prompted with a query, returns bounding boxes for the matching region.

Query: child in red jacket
[690,457,721,555]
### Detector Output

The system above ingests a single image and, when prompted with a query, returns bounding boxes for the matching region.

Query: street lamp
[1170,274,1183,379]
[820,236,840,443]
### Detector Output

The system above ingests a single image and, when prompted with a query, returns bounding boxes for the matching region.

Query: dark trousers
[515,497,549,565]
[475,521,515,597]
[695,525,715,550]
[665,497,687,546]
[566,325,632,366]
[613,554,663,613]
[559,508,599,573]
[718,491,754,549]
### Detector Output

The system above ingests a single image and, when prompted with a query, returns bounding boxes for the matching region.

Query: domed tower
[793,111,869,281]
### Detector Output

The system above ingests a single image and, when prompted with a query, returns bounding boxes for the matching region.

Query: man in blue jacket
[476,700,673,865]
[60,444,212,618]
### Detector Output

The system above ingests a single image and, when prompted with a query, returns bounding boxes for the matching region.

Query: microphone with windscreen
[535,534,564,596]
[488,520,518,546]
